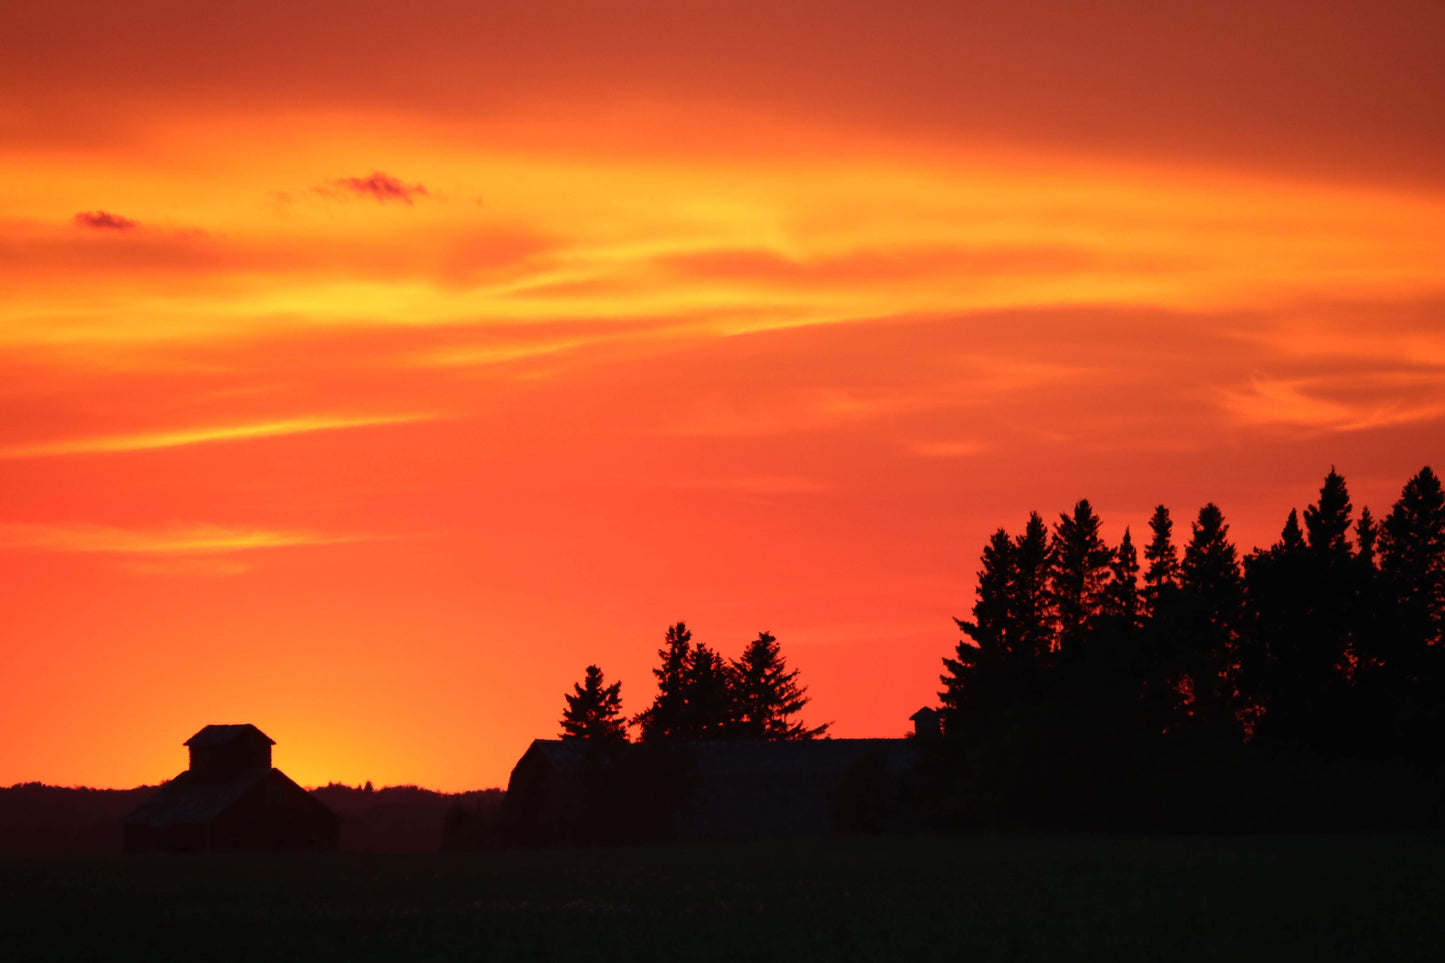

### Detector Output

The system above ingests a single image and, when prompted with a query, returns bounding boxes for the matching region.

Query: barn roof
[124,767,339,828]
[184,724,275,748]
[123,768,274,828]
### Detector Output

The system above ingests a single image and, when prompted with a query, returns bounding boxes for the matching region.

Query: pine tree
[1381,466,1445,648]
[1304,467,1353,556]
[730,632,828,739]
[634,622,693,742]
[943,528,1018,730]
[1103,527,1141,627]
[1182,503,1242,614]
[1012,512,1055,662]
[1356,506,1378,568]
[1179,503,1243,731]
[560,665,627,741]
[1049,499,1113,655]
[1279,508,1305,554]
[1144,504,1180,614]
[680,642,735,738]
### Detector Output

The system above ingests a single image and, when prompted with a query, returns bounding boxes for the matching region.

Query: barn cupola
[184,724,275,780]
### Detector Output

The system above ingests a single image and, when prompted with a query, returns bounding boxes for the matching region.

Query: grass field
[1,835,1441,961]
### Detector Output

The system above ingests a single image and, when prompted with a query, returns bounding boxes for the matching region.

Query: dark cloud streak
[327,172,428,205]
[73,210,138,231]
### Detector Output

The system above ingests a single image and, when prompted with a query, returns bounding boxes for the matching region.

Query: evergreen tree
[1102,527,1141,627]
[1182,504,1242,614]
[1242,507,1321,747]
[680,642,735,738]
[1143,504,1180,614]
[943,528,1019,730]
[1049,499,1113,656]
[1381,466,1445,649]
[560,665,628,741]
[1302,470,1360,701]
[956,529,1016,656]
[1012,512,1055,662]
[1279,508,1305,554]
[1179,503,1243,731]
[730,632,828,739]
[1304,467,1353,556]
[634,622,693,742]
[1356,506,1378,568]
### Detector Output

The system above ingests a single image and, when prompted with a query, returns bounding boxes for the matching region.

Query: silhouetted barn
[123,725,338,854]
[504,737,918,844]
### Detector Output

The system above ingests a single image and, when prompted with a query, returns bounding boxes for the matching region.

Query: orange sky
[3,1,1444,791]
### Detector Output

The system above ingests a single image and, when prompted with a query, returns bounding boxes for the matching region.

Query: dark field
[1,835,1441,962]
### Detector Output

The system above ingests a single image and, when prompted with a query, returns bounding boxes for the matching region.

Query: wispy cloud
[1218,376,1445,433]
[905,439,992,458]
[326,171,428,205]
[0,522,362,555]
[73,210,138,231]
[0,413,435,459]
[415,337,599,368]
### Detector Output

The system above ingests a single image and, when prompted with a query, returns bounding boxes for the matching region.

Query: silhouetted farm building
[124,725,338,854]
[504,735,921,845]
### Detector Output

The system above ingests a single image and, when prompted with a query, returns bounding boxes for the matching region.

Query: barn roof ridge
[184,723,275,748]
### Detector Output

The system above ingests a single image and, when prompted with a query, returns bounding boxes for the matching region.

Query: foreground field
[1,835,1441,961]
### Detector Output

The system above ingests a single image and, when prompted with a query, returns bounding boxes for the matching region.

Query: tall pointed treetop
[1304,467,1353,556]
[560,665,627,742]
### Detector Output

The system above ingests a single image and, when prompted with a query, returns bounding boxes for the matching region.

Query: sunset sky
[3,1,1443,791]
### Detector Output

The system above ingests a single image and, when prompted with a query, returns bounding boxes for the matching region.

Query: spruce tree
[1012,512,1055,662]
[634,622,692,742]
[1179,503,1243,731]
[1049,499,1113,656]
[559,665,628,741]
[1279,508,1305,554]
[1381,466,1445,648]
[731,632,828,740]
[1144,504,1180,614]
[943,527,1018,730]
[1304,467,1353,556]
[1103,527,1141,627]
[680,642,735,738]
[1356,506,1378,568]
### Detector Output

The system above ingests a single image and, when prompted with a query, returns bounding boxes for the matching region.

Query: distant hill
[0,783,157,856]
[310,784,504,853]
[0,782,504,856]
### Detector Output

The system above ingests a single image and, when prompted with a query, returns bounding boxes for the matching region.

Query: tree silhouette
[1304,467,1353,556]
[1378,467,1445,756]
[1013,512,1054,662]
[559,665,627,741]
[1356,506,1379,568]
[635,622,692,742]
[731,631,829,739]
[931,467,1445,832]
[680,642,735,738]
[1279,508,1305,553]
[1381,466,1445,649]
[1103,527,1141,627]
[1049,499,1113,657]
[942,528,1017,731]
[1143,504,1180,615]
[1179,502,1243,732]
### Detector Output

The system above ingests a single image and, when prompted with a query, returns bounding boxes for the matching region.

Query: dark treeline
[0,782,502,855]
[927,466,1445,831]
